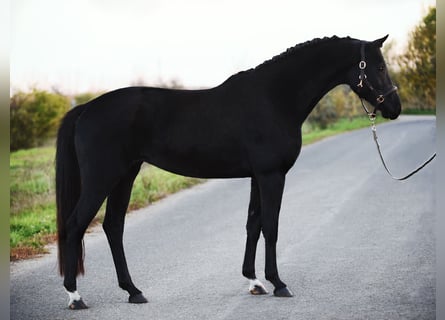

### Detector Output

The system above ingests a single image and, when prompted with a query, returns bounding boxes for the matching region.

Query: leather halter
[357,42,398,118]
[356,43,436,180]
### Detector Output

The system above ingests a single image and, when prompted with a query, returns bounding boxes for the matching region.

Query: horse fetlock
[264,272,279,282]
[119,281,142,295]
[63,279,77,293]
[242,268,256,279]
[265,273,286,290]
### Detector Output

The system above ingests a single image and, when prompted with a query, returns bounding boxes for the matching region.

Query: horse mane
[224,36,354,83]
[254,35,352,70]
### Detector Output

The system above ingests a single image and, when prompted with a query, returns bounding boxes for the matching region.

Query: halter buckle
[359,61,367,70]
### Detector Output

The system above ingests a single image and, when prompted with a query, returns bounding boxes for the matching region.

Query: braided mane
[224,36,354,82]
[254,35,351,70]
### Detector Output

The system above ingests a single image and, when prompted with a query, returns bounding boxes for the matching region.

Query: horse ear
[373,35,389,48]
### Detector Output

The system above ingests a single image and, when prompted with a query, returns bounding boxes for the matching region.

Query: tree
[396,6,436,110]
[309,90,339,129]
[308,85,362,129]
[10,90,70,150]
[74,92,102,105]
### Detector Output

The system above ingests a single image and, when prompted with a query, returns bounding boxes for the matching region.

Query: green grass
[129,165,202,210]
[10,148,202,259]
[302,116,385,145]
[401,108,435,115]
[10,204,57,249]
[9,116,378,260]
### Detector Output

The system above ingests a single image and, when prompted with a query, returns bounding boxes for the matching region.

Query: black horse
[56,35,401,309]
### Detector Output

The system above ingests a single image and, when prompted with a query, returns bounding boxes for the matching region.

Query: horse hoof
[68,299,88,310]
[273,287,294,297]
[129,293,148,304]
[250,285,268,295]
[249,279,268,295]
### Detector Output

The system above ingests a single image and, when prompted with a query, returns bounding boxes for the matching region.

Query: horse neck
[257,39,357,124]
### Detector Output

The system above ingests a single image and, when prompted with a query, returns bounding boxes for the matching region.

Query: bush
[74,92,102,105]
[10,90,71,151]
[307,85,364,129]
[308,87,341,129]
[308,95,338,129]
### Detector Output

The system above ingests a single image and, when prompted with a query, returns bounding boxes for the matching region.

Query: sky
[11,0,435,95]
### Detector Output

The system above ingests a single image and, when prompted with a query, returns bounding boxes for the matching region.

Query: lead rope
[360,98,436,181]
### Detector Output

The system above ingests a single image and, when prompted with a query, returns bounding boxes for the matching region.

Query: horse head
[348,35,401,120]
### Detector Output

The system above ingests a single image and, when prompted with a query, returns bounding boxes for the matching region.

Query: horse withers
[56,35,401,309]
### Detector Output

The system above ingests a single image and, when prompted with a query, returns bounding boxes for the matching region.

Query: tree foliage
[74,92,102,106]
[310,6,437,127]
[395,6,436,110]
[10,90,71,151]
[308,85,362,129]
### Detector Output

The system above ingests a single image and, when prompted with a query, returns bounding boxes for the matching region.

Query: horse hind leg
[63,188,109,309]
[102,162,148,304]
[63,160,132,309]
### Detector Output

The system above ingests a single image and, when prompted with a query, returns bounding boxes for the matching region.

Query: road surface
[10,115,435,320]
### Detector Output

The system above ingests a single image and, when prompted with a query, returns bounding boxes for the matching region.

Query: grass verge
[10,149,202,260]
[10,116,380,260]
[302,116,384,145]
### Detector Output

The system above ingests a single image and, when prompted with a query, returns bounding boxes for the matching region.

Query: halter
[356,43,435,180]
[357,42,398,120]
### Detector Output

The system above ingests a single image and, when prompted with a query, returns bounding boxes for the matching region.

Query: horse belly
[144,140,251,179]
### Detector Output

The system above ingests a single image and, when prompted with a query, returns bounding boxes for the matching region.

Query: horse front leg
[257,172,293,297]
[103,163,147,304]
[242,178,268,295]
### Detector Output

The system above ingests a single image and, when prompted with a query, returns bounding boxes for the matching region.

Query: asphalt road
[10,115,435,320]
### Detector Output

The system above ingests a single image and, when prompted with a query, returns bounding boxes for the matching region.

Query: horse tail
[56,104,86,276]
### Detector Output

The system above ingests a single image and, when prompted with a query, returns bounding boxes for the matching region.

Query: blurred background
[11,0,435,93]
[9,0,436,262]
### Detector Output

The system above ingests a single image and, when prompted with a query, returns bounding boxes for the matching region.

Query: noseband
[357,42,398,119]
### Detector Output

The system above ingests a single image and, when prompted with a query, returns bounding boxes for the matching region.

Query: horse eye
[378,66,385,72]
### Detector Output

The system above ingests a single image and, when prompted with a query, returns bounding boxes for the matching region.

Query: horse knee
[262,229,278,244]
[246,226,261,241]
[246,214,261,237]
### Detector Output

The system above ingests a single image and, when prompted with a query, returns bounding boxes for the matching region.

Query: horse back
[74,85,301,179]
